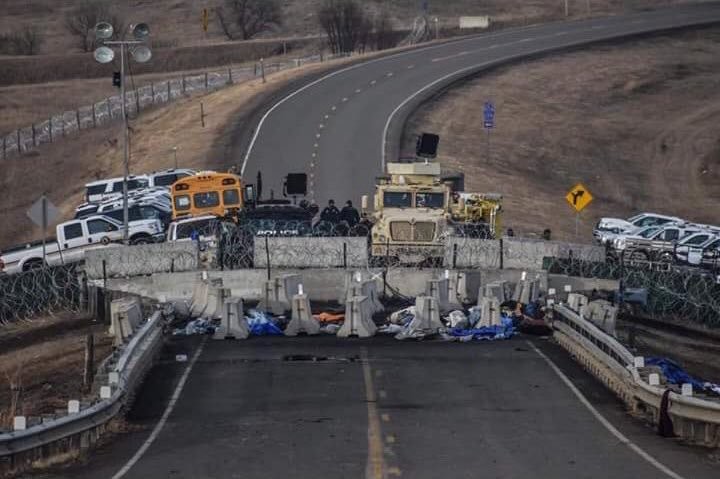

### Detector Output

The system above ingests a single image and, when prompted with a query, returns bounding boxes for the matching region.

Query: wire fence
[546,257,720,327]
[0,52,345,160]
[0,263,82,325]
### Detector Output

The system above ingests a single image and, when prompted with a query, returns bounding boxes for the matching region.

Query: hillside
[0,0,698,56]
[404,27,720,241]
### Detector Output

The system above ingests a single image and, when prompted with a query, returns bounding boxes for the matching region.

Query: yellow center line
[361,347,385,479]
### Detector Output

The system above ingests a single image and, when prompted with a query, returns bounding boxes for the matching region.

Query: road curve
[237,2,720,207]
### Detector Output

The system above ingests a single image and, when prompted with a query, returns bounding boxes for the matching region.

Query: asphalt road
[39,336,720,479]
[238,2,720,209]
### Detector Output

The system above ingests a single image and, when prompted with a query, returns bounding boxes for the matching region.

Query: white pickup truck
[0,216,164,274]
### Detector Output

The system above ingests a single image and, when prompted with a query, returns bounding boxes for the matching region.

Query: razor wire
[0,264,82,325]
[545,256,720,327]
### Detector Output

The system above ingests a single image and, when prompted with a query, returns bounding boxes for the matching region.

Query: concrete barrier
[214,297,249,340]
[345,277,384,315]
[85,242,198,279]
[108,297,142,346]
[482,280,509,304]
[259,274,302,314]
[285,293,320,336]
[477,296,501,327]
[584,300,618,337]
[338,296,377,338]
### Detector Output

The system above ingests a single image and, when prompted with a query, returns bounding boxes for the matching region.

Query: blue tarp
[246,310,284,336]
[446,315,516,341]
[646,357,720,396]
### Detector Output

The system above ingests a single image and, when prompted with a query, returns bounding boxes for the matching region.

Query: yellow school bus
[171,171,243,219]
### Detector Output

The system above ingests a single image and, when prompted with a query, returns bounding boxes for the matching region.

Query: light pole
[171,146,178,169]
[93,22,152,242]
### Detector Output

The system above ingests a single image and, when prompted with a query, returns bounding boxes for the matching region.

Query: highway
[37,337,720,479]
[237,2,720,208]
[30,5,720,478]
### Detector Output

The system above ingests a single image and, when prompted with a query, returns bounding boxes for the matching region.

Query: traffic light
[112,71,121,88]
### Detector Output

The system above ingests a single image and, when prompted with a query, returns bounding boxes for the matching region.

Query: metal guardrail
[552,303,720,446]
[0,310,164,462]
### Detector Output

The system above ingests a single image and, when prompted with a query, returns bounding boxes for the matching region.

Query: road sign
[565,183,593,212]
[483,101,495,129]
[27,195,59,228]
[27,195,60,264]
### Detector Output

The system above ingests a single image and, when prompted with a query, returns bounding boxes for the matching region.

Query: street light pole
[94,22,152,244]
[120,42,129,242]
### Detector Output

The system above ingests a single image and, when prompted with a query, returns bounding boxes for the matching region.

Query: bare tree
[318,0,371,54]
[0,27,44,55]
[65,0,126,52]
[373,9,395,51]
[216,0,282,41]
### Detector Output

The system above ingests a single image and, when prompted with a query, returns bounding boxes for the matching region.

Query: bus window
[223,189,240,206]
[175,195,191,211]
[194,192,219,208]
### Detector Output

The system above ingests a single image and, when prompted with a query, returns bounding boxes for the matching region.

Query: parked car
[675,236,720,267]
[0,216,163,274]
[76,188,171,219]
[167,215,234,246]
[594,213,683,245]
[612,223,706,261]
[146,168,197,188]
[84,175,149,203]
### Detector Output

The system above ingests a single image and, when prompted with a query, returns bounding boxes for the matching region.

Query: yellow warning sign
[565,183,593,212]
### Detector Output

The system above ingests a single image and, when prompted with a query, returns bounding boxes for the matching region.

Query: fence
[0,263,82,324]
[0,52,342,160]
[547,257,720,328]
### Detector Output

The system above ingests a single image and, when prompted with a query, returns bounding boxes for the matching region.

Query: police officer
[320,199,340,224]
[339,200,360,227]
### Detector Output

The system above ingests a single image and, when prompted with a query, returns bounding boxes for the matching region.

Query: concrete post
[482,280,509,305]
[285,294,320,336]
[338,295,377,338]
[396,296,444,339]
[477,297,501,327]
[214,297,249,340]
[13,416,27,431]
[68,400,80,414]
[425,278,450,312]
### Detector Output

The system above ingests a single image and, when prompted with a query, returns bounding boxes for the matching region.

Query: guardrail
[0,308,165,475]
[552,303,720,447]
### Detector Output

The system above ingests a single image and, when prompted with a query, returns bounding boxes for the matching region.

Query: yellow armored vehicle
[363,160,502,264]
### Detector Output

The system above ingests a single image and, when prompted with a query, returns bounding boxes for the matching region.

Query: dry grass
[0,1,698,56]
[405,27,720,241]
[0,313,112,428]
[0,53,367,248]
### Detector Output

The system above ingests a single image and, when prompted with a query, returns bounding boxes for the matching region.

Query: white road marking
[591,25,606,30]
[316,133,321,138]
[342,97,349,102]
[554,31,570,36]
[371,80,377,85]
[314,143,319,148]
[407,65,415,69]
[356,88,362,93]
[241,22,573,174]
[519,37,535,42]
[312,152,317,158]
[331,106,337,111]
[487,44,499,49]
[111,339,207,479]
[386,72,394,77]
[528,341,687,479]
[431,51,471,62]
[324,114,330,119]
[631,19,646,24]
[319,124,325,129]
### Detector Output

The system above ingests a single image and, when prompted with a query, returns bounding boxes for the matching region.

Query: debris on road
[173,318,216,336]
[246,310,284,336]
[314,311,345,323]
[647,357,720,397]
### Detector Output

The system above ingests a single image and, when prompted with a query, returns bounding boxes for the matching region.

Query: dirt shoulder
[0,313,113,431]
[404,27,720,241]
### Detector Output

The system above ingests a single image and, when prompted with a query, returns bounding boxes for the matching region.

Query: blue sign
[484,101,495,129]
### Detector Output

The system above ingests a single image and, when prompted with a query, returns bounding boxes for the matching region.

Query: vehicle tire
[628,250,648,261]
[22,259,44,272]
[130,235,151,245]
[658,252,674,263]
[101,236,111,245]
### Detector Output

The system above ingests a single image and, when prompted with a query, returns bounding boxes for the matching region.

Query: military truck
[363,160,502,264]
